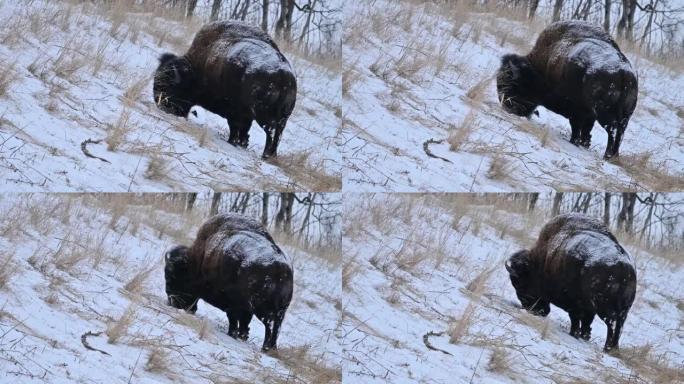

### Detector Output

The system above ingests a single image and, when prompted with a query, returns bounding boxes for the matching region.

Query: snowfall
[0,0,341,192]
[341,193,683,383]
[341,0,684,192]
[0,194,341,383]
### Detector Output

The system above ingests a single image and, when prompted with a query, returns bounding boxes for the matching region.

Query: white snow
[0,0,341,191]
[0,194,341,383]
[341,0,683,192]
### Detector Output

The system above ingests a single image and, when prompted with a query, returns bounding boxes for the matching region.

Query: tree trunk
[603,0,612,32]
[261,0,270,31]
[210,0,222,21]
[185,193,197,212]
[261,192,269,226]
[528,0,540,19]
[552,192,564,216]
[552,0,564,21]
[617,193,637,234]
[603,192,611,227]
[210,192,222,215]
[275,192,294,234]
[528,193,539,212]
[186,0,198,19]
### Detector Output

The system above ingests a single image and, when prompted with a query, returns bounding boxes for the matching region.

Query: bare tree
[261,192,269,226]
[604,0,612,31]
[262,0,270,31]
[603,192,611,226]
[617,193,637,234]
[211,0,223,21]
[553,0,564,21]
[552,192,564,216]
[210,192,222,216]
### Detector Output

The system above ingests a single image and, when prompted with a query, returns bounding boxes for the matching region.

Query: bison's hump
[567,39,633,76]
[561,230,633,267]
[208,230,290,268]
[213,39,292,75]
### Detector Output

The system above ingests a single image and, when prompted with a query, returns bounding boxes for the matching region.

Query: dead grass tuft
[0,254,18,290]
[487,154,513,180]
[106,304,137,344]
[145,347,171,373]
[0,61,19,98]
[144,156,168,181]
[106,108,134,151]
[486,347,512,374]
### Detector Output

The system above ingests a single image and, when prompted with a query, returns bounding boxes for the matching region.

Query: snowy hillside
[0,194,341,383]
[0,0,341,192]
[341,0,684,192]
[342,193,683,383]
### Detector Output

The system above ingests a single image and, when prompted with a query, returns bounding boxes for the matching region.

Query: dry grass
[106,108,134,151]
[145,347,171,373]
[270,152,342,191]
[486,348,512,374]
[487,154,513,180]
[613,152,683,191]
[123,75,149,107]
[144,156,168,181]
[124,264,156,294]
[271,345,341,384]
[106,304,137,344]
[615,344,684,383]
[0,61,18,98]
[448,301,477,344]
[0,253,18,290]
[448,111,477,151]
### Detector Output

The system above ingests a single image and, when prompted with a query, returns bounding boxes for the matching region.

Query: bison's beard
[167,292,199,313]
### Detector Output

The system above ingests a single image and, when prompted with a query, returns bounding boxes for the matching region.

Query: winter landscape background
[342,0,684,191]
[342,192,683,383]
[0,192,342,383]
[0,0,342,192]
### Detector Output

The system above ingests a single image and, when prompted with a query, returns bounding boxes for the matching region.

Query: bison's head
[153,53,194,117]
[505,250,550,316]
[496,54,540,118]
[164,245,199,314]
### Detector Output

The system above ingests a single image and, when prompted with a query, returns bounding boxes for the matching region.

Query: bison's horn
[505,259,514,275]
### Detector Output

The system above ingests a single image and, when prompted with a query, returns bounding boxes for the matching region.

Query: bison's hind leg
[260,119,287,159]
[259,309,286,352]
[226,114,253,148]
[569,117,594,148]
[603,312,627,352]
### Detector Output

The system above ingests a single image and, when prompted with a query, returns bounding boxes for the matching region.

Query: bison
[496,21,638,159]
[153,21,297,159]
[164,213,294,351]
[505,213,637,352]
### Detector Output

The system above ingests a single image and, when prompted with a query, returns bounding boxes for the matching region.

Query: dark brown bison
[505,213,637,352]
[496,21,638,159]
[164,213,293,351]
[153,21,297,159]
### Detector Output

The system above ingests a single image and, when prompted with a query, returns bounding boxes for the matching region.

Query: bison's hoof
[580,139,591,148]
[238,333,249,341]
[580,333,591,341]
[570,138,581,146]
[228,138,239,146]
[228,329,238,339]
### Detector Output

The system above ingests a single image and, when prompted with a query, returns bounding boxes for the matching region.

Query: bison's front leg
[237,311,252,341]
[226,310,239,339]
[226,115,253,148]
[569,312,581,338]
[580,313,594,341]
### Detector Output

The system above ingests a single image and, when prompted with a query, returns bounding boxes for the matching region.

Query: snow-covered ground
[342,193,683,383]
[341,0,684,192]
[0,0,341,192]
[0,194,341,383]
